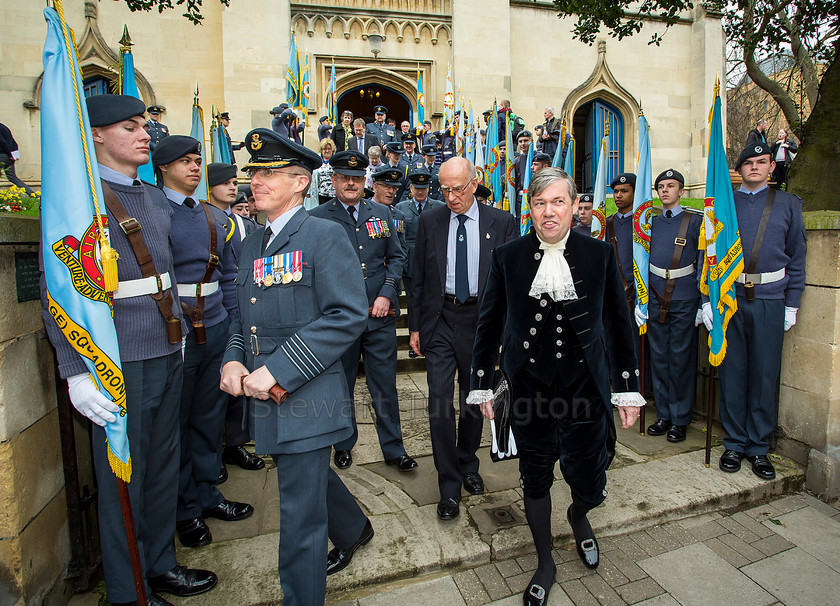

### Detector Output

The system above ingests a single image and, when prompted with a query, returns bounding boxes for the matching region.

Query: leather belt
[735,268,785,285]
[112,272,172,299]
[649,264,694,280]
[250,335,279,356]
[177,281,220,298]
[444,294,478,305]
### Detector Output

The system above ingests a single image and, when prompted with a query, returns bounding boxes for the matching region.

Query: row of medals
[263,269,302,287]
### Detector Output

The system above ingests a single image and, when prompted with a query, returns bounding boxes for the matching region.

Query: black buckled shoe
[326,519,374,575]
[222,445,265,471]
[218,464,228,485]
[175,517,211,548]
[719,449,745,473]
[523,568,557,606]
[567,505,599,569]
[334,449,352,469]
[385,454,418,471]
[149,565,218,597]
[747,454,776,480]
[463,472,485,495]
[203,498,254,522]
[666,424,687,443]
[437,497,460,520]
[647,418,670,436]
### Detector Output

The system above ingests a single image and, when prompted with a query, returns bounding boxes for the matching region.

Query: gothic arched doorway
[573,99,625,193]
[338,84,412,128]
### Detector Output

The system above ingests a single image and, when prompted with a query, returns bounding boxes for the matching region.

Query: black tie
[184,197,196,209]
[455,214,469,303]
[132,179,141,186]
[665,209,673,218]
[418,201,423,214]
[347,205,356,223]
[261,226,272,254]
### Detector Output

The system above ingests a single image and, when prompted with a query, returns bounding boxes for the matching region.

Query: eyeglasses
[246,168,289,179]
[440,180,474,197]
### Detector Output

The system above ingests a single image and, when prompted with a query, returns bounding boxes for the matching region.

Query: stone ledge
[0,215,39,245]
[804,211,840,231]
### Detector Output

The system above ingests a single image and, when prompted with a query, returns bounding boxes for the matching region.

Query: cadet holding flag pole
[39,5,215,605]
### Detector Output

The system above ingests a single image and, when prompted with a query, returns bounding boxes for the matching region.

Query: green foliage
[0,187,40,216]
[122,0,230,25]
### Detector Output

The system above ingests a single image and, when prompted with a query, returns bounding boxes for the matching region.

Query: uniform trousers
[511,370,614,508]
[647,298,698,425]
[177,317,230,520]
[272,447,367,606]
[424,300,484,499]
[719,297,784,456]
[335,320,406,459]
[224,394,250,447]
[93,351,182,602]
[0,153,35,195]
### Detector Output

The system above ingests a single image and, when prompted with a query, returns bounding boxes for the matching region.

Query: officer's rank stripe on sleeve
[281,342,313,380]
[227,333,245,352]
[384,277,399,291]
[281,335,320,380]
[290,334,324,373]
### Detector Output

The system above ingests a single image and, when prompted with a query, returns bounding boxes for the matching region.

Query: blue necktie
[455,214,469,303]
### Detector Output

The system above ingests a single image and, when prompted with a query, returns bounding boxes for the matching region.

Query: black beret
[384,142,404,154]
[219,111,230,120]
[233,190,247,205]
[408,168,432,187]
[475,183,492,200]
[146,105,163,113]
[271,106,283,114]
[654,169,685,189]
[610,173,636,189]
[238,184,252,198]
[533,153,552,164]
[735,141,773,170]
[479,129,486,136]
[401,132,417,143]
[578,193,594,204]
[482,109,492,116]
[372,166,403,186]
[207,162,237,187]
[86,95,146,127]
[241,128,321,172]
[319,115,329,123]
[329,150,369,176]
[373,105,388,114]
[421,144,436,155]
[517,130,532,139]
[151,135,201,167]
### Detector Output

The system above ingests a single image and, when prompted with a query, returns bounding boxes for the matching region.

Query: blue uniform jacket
[394,196,445,279]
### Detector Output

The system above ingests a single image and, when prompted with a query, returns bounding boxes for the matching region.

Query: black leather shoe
[408,349,419,358]
[385,455,418,471]
[218,464,228,485]
[111,595,174,606]
[203,498,254,521]
[223,445,265,470]
[567,505,599,569]
[149,565,217,597]
[326,519,374,575]
[666,424,687,442]
[719,449,745,473]
[647,418,670,436]
[175,517,211,548]
[334,449,352,469]
[463,472,485,495]
[437,497,460,520]
[747,454,776,480]
[523,568,557,605]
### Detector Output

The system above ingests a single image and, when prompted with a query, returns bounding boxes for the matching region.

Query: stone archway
[335,66,419,126]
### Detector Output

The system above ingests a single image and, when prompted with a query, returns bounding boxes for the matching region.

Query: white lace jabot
[529,230,578,302]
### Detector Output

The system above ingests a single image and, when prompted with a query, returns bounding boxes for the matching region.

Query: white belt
[177,281,220,298]
[112,272,171,300]
[735,268,785,285]
[649,264,695,280]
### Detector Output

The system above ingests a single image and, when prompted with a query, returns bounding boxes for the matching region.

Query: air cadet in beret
[219,129,373,601]
[644,169,704,443]
[146,105,169,152]
[42,94,216,604]
[309,151,417,472]
[531,152,553,175]
[317,115,333,141]
[573,193,595,236]
[401,132,423,170]
[366,105,396,146]
[707,142,806,480]
[606,172,637,310]
[152,138,254,549]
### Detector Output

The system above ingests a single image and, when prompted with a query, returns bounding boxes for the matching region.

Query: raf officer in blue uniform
[644,170,704,443]
[705,142,806,480]
[366,105,396,147]
[146,105,169,152]
[309,151,417,471]
[370,166,408,252]
[221,130,374,604]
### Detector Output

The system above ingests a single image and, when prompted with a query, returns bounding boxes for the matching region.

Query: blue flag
[190,101,209,199]
[120,45,154,184]
[326,60,337,126]
[563,136,575,179]
[520,142,534,236]
[485,103,503,206]
[41,6,130,481]
[416,68,425,127]
[632,115,653,335]
[591,135,608,240]
[286,32,300,108]
[211,119,232,164]
[700,81,743,366]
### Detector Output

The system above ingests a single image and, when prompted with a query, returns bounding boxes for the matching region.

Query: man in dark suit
[745,119,768,146]
[348,118,379,156]
[409,158,518,521]
[468,167,642,603]
[221,130,373,604]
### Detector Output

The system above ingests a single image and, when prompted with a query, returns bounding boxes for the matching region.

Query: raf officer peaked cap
[401,132,417,143]
[408,168,432,187]
[610,172,637,190]
[219,111,231,120]
[86,95,146,127]
[151,135,201,167]
[372,166,403,186]
[329,150,369,176]
[242,128,321,172]
[373,105,388,115]
[207,162,237,187]
[654,169,685,189]
[735,141,773,170]
[146,105,163,113]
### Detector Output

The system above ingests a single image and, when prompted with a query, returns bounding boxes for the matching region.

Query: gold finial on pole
[605,115,610,137]
[119,25,133,51]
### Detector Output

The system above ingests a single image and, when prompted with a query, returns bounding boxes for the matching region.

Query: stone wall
[0,215,73,605]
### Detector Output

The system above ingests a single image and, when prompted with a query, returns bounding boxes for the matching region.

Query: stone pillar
[0,216,71,604]
[778,212,840,499]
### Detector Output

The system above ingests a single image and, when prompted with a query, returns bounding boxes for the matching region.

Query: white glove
[784,306,798,331]
[67,373,121,426]
[695,308,704,327]
[634,305,647,328]
[702,302,714,332]
[11,150,20,161]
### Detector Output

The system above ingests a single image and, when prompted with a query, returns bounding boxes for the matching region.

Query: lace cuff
[466,389,493,405]
[611,392,646,407]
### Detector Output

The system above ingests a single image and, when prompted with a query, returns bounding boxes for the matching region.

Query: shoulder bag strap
[653,211,692,323]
